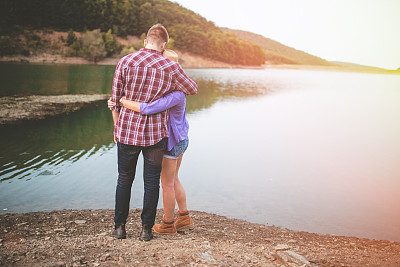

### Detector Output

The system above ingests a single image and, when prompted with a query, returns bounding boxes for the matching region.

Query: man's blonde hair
[163,49,178,63]
[146,23,169,45]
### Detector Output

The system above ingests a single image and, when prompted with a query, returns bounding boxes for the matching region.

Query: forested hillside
[223,28,334,66]
[0,0,266,65]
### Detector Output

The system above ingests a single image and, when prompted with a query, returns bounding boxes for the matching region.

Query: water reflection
[0,103,114,181]
[0,63,115,96]
[0,65,269,182]
[0,63,270,98]
[186,69,271,112]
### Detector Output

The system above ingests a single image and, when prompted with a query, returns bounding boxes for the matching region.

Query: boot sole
[176,224,194,232]
[139,236,153,241]
[153,231,177,235]
[153,227,177,235]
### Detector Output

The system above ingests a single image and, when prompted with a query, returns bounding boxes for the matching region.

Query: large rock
[0,94,108,124]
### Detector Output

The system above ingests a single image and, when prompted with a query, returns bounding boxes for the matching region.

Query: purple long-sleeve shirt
[140,91,188,151]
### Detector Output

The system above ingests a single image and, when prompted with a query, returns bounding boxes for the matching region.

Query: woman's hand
[119,96,126,107]
[108,97,116,110]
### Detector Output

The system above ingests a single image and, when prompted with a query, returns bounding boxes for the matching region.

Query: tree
[138,2,157,35]
[1,0,267,66]
[80,29,106,63]
[66,29,77,46]
[102,29,118,56]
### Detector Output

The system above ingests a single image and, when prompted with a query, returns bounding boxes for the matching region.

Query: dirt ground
[0,209,399,267]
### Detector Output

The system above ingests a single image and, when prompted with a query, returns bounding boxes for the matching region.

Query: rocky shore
[0,94,108,125]
[0,209,399,266]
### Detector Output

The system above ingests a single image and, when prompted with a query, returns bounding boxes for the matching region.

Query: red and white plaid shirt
[111,48,197,146]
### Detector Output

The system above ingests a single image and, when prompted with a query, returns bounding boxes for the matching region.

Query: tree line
[0,0,266,65]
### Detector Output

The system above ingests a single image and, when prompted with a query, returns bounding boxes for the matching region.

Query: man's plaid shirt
[111,48,197,147]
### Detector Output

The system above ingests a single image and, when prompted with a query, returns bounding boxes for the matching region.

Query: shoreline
[1,53,399,75]
[1,209,399,266]
[0,56,398,125]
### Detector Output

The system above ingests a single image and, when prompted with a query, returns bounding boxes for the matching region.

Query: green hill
[222,28,334,66]
[0,0,338,67]
[0,0,265,66]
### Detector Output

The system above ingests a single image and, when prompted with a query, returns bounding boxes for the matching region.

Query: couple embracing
[108,24,197,241]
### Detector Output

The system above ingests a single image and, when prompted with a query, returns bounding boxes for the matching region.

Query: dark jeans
[114,138,167,227]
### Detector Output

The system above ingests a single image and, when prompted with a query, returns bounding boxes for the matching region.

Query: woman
[108,49,194,235]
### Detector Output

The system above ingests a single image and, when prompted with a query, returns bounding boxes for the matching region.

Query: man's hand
[114,134,118,144]
[108,97,116,110]
[108,96,126,110]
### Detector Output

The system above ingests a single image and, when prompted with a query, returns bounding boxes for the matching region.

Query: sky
[172,0,400,69]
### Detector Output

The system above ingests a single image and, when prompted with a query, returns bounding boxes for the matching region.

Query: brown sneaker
[153,219,177,235]
[174,210,194,232]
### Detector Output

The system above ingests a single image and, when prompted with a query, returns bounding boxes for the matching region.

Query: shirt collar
[141,47,162,55]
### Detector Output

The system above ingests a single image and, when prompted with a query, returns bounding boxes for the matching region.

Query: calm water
[1,63,400,242]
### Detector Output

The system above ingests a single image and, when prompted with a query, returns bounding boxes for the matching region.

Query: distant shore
[1,53,399,75]
[1,209,399,266]
[262,63,400,75]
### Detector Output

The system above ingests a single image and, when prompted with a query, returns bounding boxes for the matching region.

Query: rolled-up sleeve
[111,60,124,112]
[174,65,197,95]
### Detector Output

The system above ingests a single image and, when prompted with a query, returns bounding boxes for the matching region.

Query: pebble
[276,250,311,266]
[274,244,290,251]
[198,252,214,263]
[74,220,86,224]
[100,254,111,262]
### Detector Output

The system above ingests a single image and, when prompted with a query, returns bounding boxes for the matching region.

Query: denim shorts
[164,137,189,159]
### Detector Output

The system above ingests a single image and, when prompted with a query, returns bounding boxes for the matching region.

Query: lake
[1,63,399,242]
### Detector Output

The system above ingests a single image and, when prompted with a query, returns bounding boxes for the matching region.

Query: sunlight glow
[173,0,400,69]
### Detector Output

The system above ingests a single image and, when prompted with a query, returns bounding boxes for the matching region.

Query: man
[110,24,197,241]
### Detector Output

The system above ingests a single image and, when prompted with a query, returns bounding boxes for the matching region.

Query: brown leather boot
[153,219,177,235]
[174,210,194,232]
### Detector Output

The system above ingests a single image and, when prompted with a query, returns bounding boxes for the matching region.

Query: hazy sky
[172,0,400,69]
